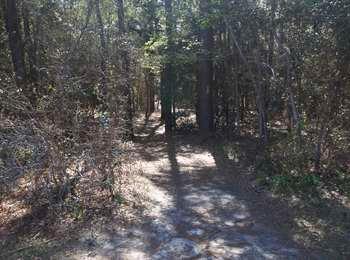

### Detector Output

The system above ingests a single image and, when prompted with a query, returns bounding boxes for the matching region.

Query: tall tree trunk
[22,1,39,104]
[160,70,166,121]
[198,0,214,134]
[268,0,276,69]
[223,28,231,131]
[278,27,302,145]
[95,0,108,98]
[286,56,301,136]
[314,120,327,173]
[163,0,174,134]
[116,0,134,139]
[1,0,30,101]
[265,0,277,119]
[233,56,241,135]
[255,51,269,145]
[145,69,155,117]
[22,2,37,83]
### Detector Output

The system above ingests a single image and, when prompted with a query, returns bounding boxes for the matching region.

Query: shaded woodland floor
[1,112,349,259]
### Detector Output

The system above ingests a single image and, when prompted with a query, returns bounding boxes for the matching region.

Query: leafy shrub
[256,134,321,193]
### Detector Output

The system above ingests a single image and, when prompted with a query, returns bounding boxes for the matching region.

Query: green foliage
[113,193,126,205]
[256,134,321,194]
[68,200,85,220]
[269,174,294,192]
[14,146,34,166]
[269,173,321,193]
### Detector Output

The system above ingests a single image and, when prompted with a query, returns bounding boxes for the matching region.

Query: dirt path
[64,113,313,259]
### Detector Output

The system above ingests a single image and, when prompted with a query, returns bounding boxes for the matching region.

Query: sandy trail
[66,113,310,259]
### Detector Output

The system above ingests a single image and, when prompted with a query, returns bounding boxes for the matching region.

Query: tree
[162,0,175,133]
[198,0,214,134]
[116,0,134,139]
[95,0,108,98]
[1,0,29,102]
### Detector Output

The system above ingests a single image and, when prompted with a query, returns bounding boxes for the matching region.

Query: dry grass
[0,113,148,258]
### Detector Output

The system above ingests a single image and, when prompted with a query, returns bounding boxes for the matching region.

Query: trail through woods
[59,112,316,259]
[1,0,349,258]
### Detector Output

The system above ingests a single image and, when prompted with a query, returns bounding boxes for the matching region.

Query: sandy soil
[5,112,347,259]
[58,113,315,259]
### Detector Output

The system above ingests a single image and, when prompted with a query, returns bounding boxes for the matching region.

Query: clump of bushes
[255,134,319,193]
[256,132,350,195]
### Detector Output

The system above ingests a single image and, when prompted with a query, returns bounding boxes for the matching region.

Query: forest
[0,0,349,259]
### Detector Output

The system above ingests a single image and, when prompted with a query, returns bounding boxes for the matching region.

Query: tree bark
[22,1,37,83]
[95,0,108,98]
[278,27,302,145]
[314,121,327,173]
[255,51,268,144]
[2,0,29,100]
[163,0,175,134]
[145,69,155,117]
[265,0,277,119]
[116,0,134,139]
[198,0,214,134]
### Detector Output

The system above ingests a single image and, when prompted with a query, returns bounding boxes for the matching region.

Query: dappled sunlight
[64,227,151,260]
[1,0,348,257]
[176,151,216,171]
[132,127,304,259]
[38,113,319,259]
[0,197,30,235]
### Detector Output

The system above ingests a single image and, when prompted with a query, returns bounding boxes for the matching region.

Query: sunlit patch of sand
[155,125,165,135]
[176,151,216,171]
[0,198,30,233]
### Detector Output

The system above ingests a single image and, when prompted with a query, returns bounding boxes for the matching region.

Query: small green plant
[113,193,126,205]
[66,199,85,220]
[14,146,34,166]
[299,174,320,187]
[270,175,294,193]
[267,173,321,194]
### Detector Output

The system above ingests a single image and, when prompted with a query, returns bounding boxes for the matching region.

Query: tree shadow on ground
[3,113,348,259]
[211,136,350,258]
[158,132,350,259]
[158,134,310,258]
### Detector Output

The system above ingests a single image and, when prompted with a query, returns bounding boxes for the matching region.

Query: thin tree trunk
[163,0,174,134]
[286,58,301,134]
[278,28,302,145]
[145,69,155,117]
[225,18,268,144]
[68,0,93,56]
[160,70,166,121]
[116,0,134,139]
[255,51,268,144]
[265,0,277,121]
[314,121,327,173]
[95,0,108,98]
[268,0,276,70]
[234,58,241,135]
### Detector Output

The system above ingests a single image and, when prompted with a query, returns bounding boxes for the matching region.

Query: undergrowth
[255,133,350,196]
